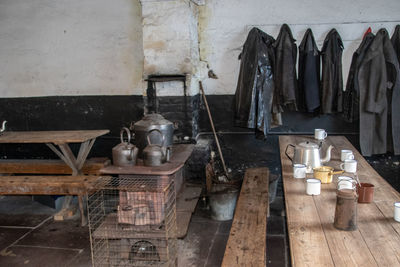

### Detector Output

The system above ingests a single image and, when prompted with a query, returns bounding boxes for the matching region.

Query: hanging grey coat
[272,24,298,116]
[321,29,344,114]
[297,29,320,113]
[343,32,375,123]
[358,28,400,156]
[392,25,400,63]
[234,27,277,135]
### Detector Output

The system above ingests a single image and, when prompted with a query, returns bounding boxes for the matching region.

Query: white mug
[341,150,355,162]
[337,176,356,190]
[394,202,400,222]
[340,159,357,173]
[293,164,307,179]
[306,178,321,195]
[314,129,328,140]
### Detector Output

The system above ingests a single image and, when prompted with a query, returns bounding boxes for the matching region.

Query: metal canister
[334,188,358,231]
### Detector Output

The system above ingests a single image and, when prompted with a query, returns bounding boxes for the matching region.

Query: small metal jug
[112,127,138,167]
[143,129,170,166]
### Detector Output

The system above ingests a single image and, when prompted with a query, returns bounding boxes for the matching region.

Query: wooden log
[221,167,269,267]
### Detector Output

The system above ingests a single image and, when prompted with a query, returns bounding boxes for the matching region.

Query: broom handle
[199,81,229,178]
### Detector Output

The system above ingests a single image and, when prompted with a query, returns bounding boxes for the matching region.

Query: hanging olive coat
[358,28,400,156]
[298,29,320,113]
[234,27,277,135]
[343,32,374,123]
[321,29,344,114]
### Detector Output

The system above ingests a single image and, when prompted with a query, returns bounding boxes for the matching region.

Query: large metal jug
[131,113,175,156]
[143,129,170,166]
[112,127,138,167]
[285,141,334,173]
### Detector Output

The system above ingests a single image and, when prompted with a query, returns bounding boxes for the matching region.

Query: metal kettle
[143,129,170,166]
[131,113,175,156]
[112,127,139,167]
[285,141,334,173]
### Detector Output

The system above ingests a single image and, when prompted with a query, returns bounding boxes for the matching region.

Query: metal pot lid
[298,141,319,149]
[134,113,173,130]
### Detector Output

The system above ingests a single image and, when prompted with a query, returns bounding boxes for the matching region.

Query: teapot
[285,141,334,173]
[143,129,170,166]
[112,127,139,167]
[0,121,6,134]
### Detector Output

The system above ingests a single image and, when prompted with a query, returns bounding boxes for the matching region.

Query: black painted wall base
[0,94,398,194]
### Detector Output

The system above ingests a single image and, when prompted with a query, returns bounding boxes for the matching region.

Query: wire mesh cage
[88,176,177,267]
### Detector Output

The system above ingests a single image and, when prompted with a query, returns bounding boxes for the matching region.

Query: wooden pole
[199,81,229,179]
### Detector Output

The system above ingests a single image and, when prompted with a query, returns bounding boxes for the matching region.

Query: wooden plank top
[100,144,194,175]
[0,157,110,175]
[222,167,269,267]
[0,130,109,144]
[279,135,400,267]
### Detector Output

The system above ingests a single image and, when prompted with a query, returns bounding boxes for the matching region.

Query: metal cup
[394,202,400,222]
[314,129,327,140]
[306,178,321,195]
[293,164,307,179]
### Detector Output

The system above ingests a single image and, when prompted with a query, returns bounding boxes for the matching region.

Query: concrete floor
[0,194,288,267]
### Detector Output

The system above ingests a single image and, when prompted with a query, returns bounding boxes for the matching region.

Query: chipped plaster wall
[0,0,144,97]
[199,0,400,95]
[141,0,204,96]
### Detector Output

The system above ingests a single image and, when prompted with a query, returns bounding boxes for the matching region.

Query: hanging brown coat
[321,29,344,114]
[358,28,400,156]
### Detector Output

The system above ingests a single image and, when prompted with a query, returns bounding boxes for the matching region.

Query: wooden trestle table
[0,130,110,225]
[279,135,400,267]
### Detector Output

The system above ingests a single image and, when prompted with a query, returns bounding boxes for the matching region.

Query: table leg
[78,195,87,226]
[46,140,96,225]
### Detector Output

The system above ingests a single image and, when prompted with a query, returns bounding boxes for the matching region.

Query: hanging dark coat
[358,28,400,156]
[343,32,375,123]
[272,24,297,117]
[392,25,400,63]
[234,27,277,135]
[321,29,344,114]
[297,29,320,113]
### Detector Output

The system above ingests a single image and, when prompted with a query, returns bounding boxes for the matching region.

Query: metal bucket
[209,184,238,221]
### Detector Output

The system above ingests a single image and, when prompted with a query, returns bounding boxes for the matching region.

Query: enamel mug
[341,150,355,161]
[293,164,307,178]
[306,178,321,195]
[394,202,400,222]
[314,129,328,140]
[337,177,357,190]
[340,159,357,173]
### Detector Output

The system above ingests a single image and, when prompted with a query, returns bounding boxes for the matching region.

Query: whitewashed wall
[199,0,400,94]
[0,0,144,97]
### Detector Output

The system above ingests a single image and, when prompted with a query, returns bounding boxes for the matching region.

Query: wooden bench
[222,167,269,267]
[0,175,110,226]
[0,157,110,175]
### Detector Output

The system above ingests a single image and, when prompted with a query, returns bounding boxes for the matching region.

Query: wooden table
[279,135,400,267]
[0,130,109,175]
[0,130,109,224]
